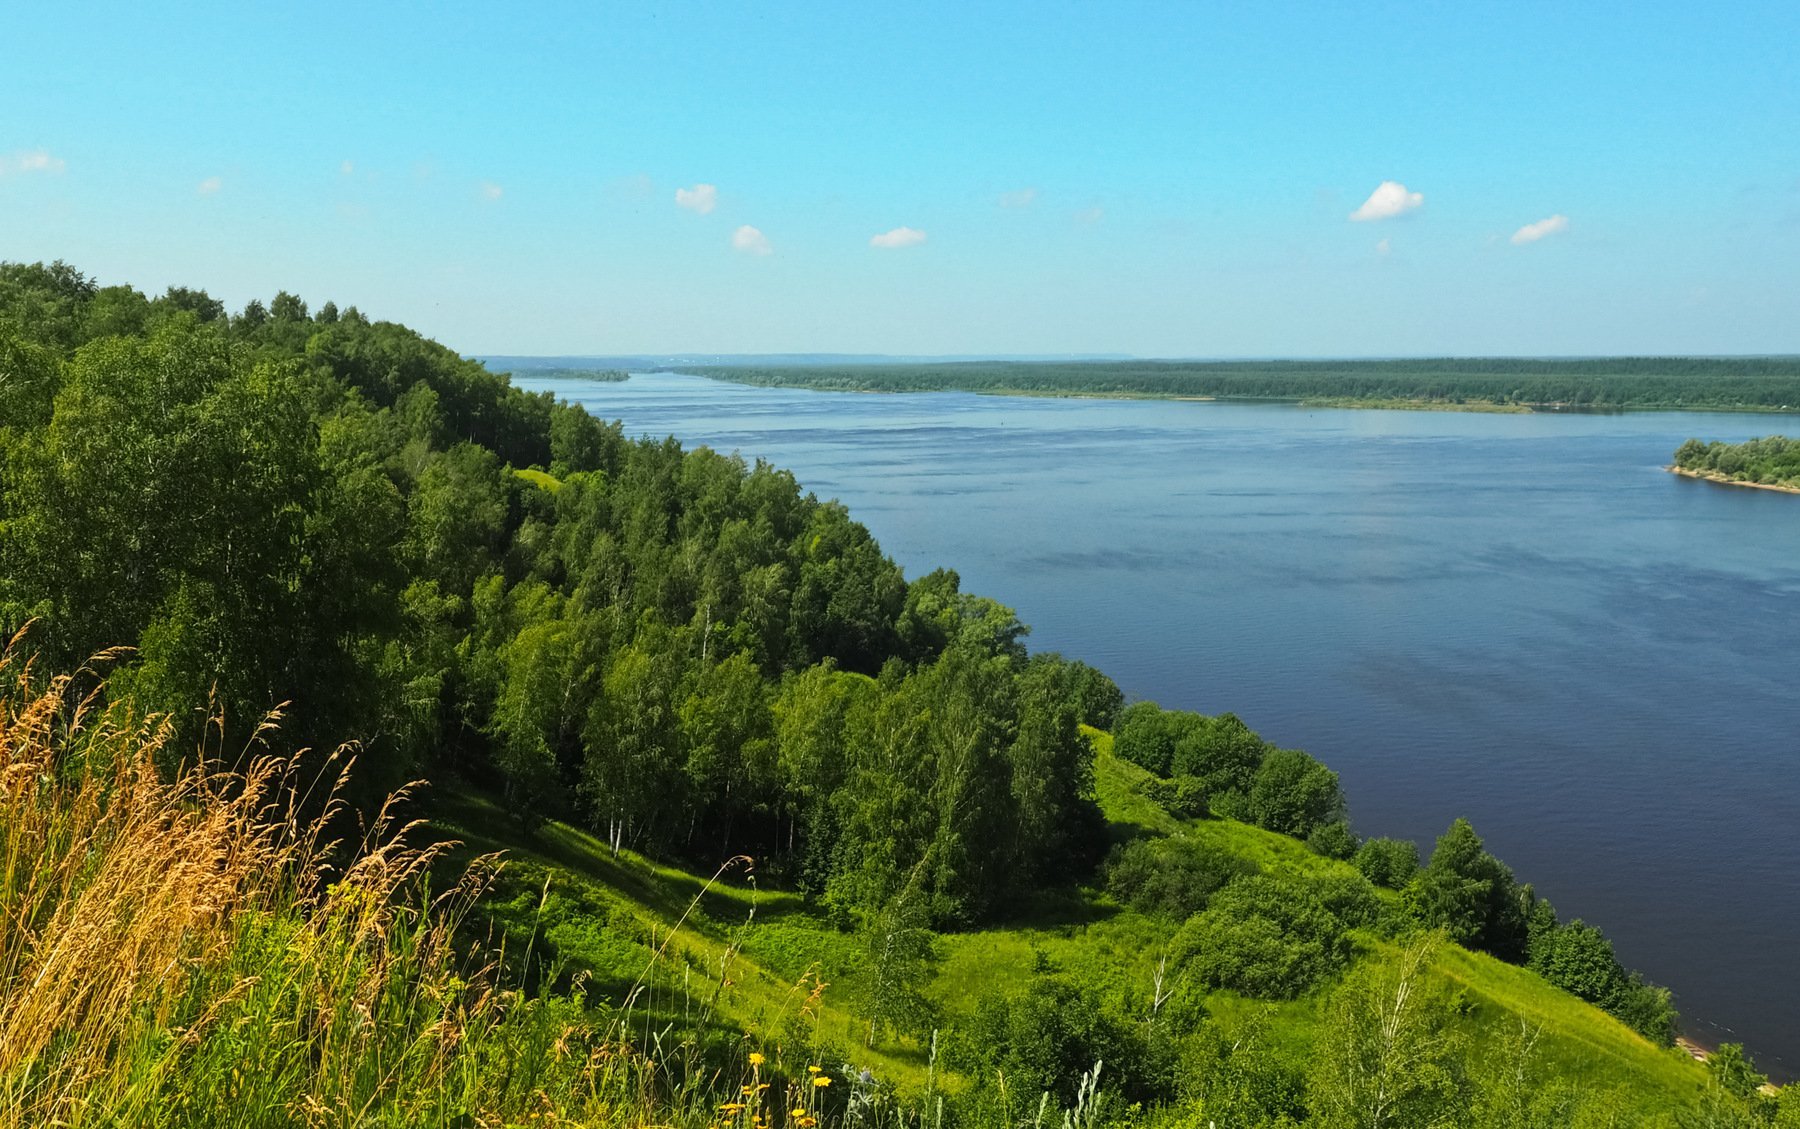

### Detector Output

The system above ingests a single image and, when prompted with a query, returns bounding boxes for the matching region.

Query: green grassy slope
[425,742,1709,1120]
[1090,748,1708,1112]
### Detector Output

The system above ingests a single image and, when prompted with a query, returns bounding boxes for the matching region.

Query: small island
[1671,436,1800,494]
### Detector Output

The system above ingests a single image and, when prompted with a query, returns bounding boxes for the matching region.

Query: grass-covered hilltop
[2,259,1795,1127]
[677,358,1800,413]
[1672,436,1800,493]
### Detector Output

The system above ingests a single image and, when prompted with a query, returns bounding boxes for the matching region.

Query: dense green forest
[678,357,1800,412]
[2,260,1792,1126]
[1673,436,1800,490]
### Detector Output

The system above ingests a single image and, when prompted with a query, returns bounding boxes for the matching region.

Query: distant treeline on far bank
[679,357,1800,412]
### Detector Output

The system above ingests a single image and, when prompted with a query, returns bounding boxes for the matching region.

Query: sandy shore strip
[1667,466,1800,495]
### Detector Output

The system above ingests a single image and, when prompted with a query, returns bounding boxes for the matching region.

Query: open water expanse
[520,372,1800,1075]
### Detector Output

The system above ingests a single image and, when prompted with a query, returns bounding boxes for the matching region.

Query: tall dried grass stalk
[0,640,582,1127]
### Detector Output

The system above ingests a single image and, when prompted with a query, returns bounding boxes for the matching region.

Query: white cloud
[197,176,223,196]
[1376,237,1392,256]
[2,148,67,175]
[1510,214,1569,245]
[870,226,927,249]
[479,181,504,201]
[340,159,354,175]
[732,224,772,255]
[1074,206,1104,226]
[675,183,718,214]
[999,187,1038,209]
[1349,180,1423,222]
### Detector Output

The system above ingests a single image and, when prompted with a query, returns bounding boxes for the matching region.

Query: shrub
[1354,837,1421,889]
[1247,747,1343,839]
[961,976,1170,1106]
[1170,712,1267,801]
[1307,872,1382,930]
[1114,701,1176,775]
[1105,835,1257,919]
[1142,774,1209,819]
[1171,876,1350,999]
[1307,819,1358,860]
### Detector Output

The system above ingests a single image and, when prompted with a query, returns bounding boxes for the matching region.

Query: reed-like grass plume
[0,643,617,1127]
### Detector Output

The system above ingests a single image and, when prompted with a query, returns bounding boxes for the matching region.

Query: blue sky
[4,1,1797,356]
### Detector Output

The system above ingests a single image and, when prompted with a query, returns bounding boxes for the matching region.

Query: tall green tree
[1407,818,1529,961]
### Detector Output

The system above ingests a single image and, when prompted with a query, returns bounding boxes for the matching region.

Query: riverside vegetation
[2,259,1795,1126]
[1672,436,1800,492]
[677,358,1800,413]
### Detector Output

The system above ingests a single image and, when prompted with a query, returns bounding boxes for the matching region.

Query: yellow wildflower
[807,1065,822,1074]
[749,1052,766,1066]
[812,1076,831,1089]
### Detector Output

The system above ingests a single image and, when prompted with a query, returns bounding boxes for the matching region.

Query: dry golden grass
[0,636,518,1126]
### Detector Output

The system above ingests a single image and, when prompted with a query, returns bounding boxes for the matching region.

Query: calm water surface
[521,372,1800,1075]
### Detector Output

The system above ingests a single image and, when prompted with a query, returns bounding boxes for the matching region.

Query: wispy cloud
[1376,237,1392,256]
[870,226,927,249]
[340,159,355,175]
[675,183,718,214]
[197,176,223,196]
[1074,206,1104,226]
[999,187,1038,209]
[1,149,67,176]
[1510,214,1569,245]
[732,224,772,255]
[1349,180,1423,222]
[479,181,504,201]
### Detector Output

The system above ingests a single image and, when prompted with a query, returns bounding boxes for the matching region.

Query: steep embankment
[424,740,1712,1122]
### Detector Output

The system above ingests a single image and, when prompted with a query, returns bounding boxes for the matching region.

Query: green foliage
[1673,435,1800,488]
[1407,818,1529,961]
[1705,1042,1767,1100]
[959,975,1168,1107]
[1249,746,1345,838]
[1172,875,1351,999]
[1103,835,1257,919]
[1170,711,1269,810]
[855,895,940,1048]
[1112,700,1176,775]
[1177,1016,1308,1126]
[1308,935,1464,1129]
[1354,836,1422,889]
[1112,701,1271,819]
[1308,819,1359,861]
[1141,773,1210,819]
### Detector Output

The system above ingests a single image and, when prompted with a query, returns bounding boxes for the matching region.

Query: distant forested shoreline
[677,357,1800,413]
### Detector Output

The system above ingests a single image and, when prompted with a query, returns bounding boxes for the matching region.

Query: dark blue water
[520,372,1800,1075]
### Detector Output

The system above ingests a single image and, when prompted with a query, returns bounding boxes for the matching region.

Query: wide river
[519,372,1800,1075]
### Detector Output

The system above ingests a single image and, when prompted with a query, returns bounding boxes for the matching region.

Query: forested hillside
[2,260,1792,1126]
[680,357,1800,411]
